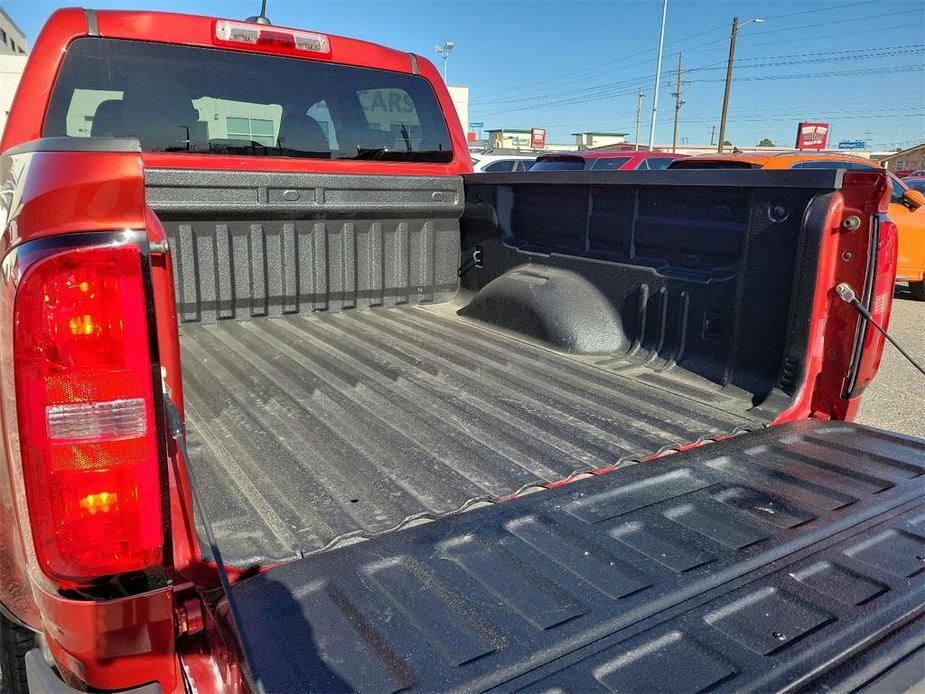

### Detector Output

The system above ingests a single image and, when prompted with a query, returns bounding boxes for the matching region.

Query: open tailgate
[223,421,925,692]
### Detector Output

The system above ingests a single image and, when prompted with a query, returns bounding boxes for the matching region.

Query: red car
[530,150,686,171]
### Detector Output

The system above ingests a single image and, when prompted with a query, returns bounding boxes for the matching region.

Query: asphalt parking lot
[855,284,925,439]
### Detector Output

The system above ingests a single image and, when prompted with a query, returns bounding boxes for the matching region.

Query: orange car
[672,152,925,300]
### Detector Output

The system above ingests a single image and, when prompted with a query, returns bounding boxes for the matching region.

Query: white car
[471,152,536,173]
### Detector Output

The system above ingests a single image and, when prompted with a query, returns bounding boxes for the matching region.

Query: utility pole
[709,125,716,146]
[634,91,645,151]
[647,0,668,151]
[717,16,764,153]
[671,53,685,153]
[717,17,739,153]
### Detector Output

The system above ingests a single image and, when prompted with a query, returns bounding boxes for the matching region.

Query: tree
[722,140,732,147]
[758,138,775,147]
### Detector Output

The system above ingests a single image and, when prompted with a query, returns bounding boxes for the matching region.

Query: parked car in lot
[671,152,925,300]
[530,150,686,171]
[903,176,925,194]
[471,150,536,172]
[902,169,925,178]
[1,9,922,694]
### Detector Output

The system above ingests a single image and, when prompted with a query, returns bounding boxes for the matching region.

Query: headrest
[90,100,125,138]
[277,114,330,157]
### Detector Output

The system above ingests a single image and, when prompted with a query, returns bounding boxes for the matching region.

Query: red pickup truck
[2,9,923,694]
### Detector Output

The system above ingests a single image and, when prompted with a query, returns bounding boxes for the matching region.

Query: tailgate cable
[836,283,925,377]
[162,384,266,694]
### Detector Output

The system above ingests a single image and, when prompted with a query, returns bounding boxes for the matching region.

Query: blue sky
[5,0,924,149]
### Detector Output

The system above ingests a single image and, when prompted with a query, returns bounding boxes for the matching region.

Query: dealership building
[879,143,925,175]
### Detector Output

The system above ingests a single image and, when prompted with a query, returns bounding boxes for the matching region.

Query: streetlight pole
[435,41,455,83]
[647,0,668,151]
[717,17,763,153]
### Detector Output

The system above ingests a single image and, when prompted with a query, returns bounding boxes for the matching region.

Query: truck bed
[152,167,858,568]
[223,420,925,693]
[181,305,757,566]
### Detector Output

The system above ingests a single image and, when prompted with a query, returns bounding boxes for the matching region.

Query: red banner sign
[530,127,546,149]
[795,122,830,150]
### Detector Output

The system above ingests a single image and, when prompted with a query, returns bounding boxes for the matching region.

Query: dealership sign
[530,127,547,149]
[838,140,866,150]
[795,122,830,150]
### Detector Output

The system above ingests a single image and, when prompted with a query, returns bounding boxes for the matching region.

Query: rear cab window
[44,37,454,163]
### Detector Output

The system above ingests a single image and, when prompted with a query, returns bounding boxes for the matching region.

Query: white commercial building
[0,8,28,139]
[1,53,27,139]
[0,8,27,55]
[447,85,468,137]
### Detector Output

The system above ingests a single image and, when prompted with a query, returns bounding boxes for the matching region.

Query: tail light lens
[13,245,163,585]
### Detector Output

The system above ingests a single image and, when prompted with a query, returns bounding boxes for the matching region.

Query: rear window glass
[44,38,454,163]
[668,159,758,169]
[638,157,675,170]
[790,160,874,170]
[530,157,585,171]
[589,157,631,171]
[483,160,517,172]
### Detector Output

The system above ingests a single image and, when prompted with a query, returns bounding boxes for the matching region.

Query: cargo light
[214,19,331,55]
[14,245,163,586]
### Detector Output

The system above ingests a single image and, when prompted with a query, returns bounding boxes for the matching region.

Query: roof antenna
[247,0,271,24]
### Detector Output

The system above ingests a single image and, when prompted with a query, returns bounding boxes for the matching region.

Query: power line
[759,0,875,20]
[477,63,924,118]
[474,44,918,109]
[735,44,924,62]
[680,7,922,58]
[475,48,921,116]
[681,106,925,124]
[473,20,732,101]
[472,0,888,103]
[745,6,922,37]
[689,64,924,84]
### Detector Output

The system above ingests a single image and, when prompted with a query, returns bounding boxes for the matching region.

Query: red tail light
[13,245,163,585]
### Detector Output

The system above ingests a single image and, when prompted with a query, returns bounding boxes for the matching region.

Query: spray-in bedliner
[180,305,758,566]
